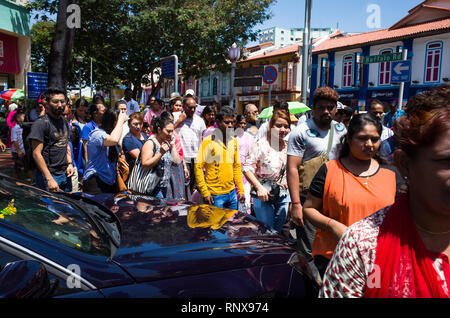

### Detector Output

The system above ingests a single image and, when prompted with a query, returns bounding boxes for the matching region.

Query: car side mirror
[0,260,56,298]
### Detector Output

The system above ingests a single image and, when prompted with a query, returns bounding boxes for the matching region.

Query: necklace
[415,222,450,235]
[362,176,370,188]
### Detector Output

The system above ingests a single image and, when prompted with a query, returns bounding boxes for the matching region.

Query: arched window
[342,55,353,87]
[202,79,209,97]
[425,41,442,83]
[379,49,393,85]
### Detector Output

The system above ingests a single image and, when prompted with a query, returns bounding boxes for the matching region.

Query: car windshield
[0,178,110,257]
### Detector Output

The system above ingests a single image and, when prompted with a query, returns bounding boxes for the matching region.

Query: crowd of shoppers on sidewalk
[0,83,448,298]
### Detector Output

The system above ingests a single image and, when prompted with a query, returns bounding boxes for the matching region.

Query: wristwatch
[67,162,74,166]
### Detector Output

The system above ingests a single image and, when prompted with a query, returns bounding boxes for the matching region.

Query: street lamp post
[76,56,84,98]
[228,43,240,112]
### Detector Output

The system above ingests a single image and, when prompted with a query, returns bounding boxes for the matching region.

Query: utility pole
[301,0,312,104]
[397,48,408,110]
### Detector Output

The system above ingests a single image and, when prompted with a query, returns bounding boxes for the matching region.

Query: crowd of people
[0,83,448,298]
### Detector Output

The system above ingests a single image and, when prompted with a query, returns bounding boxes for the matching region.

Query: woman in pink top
[6,102,19,148]
[201,105,217,140]
[235,115,255,213]
[143,98,164,126]
[163,111,189,201]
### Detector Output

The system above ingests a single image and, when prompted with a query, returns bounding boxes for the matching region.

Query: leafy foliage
[28,0,275,96]
[30,20,55,73]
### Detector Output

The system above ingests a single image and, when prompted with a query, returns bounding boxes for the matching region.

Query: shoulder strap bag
[298,122,335,192]
[127,139,163,195]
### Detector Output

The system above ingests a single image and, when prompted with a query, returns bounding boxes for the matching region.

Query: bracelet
[291,201,301,205]
[67,162,73,166]
[326,218,333,230]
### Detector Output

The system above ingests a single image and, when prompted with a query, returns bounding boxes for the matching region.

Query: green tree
[30,20,55,73]
[29,0,275,98]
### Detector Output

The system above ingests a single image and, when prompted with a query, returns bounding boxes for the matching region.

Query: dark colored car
[0,174,319,298]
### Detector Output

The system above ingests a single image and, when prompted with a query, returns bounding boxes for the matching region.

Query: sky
[249,0,423,43]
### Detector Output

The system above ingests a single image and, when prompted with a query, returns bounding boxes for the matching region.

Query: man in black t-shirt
[28,87,74,192]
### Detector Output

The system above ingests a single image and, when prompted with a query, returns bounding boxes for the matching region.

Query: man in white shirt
[287,86,347,276]
[184,89,205,117]
[121,88,141,116]
[174,96,206,200]
[368,100,393,142]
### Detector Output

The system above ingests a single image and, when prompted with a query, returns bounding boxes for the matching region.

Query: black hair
[101,108,119,135]
[235,114,245,123]
[370,99,384,108]
[101,109,120,162]
[75,98,89,109]
[151,111,174,134]
[160,110,173,120]
[215,106,234,122]
[273,100,289,112]
[92,94,105,105]
[114,100,127,109]
[201,105,216,117]
[339,113,383,159]
[13,110,25,122]
[169,96,182,107]
[88,103,101,117]
[43,87,67,102]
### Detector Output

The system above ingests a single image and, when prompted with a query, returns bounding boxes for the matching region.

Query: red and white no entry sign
[263,65,278,85]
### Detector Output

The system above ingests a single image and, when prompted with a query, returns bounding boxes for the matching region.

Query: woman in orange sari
[320,85,450,298]
[303,113,396,277]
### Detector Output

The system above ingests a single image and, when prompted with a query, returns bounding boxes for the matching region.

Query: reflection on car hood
[86,193,295,282]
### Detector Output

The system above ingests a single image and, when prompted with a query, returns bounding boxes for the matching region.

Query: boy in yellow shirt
[194,106,246,209]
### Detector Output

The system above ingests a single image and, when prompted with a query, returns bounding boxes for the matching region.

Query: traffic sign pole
[263,65,278,108]
[268,84,272,109]
[397,49,408,110]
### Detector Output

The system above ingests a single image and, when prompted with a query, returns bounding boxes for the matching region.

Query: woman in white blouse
[243,109,291,233]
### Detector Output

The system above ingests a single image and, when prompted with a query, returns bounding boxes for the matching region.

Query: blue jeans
[212,190,238,210]
[152,187,167,199]
[253,194,290,233]
[34,170,72,192]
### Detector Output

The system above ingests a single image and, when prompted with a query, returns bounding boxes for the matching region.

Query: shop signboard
[235,66,264,77]
[27,72,48,99]
[238,95,259,102]
[338,91,357,99]
[234,77,262,87]
[369,90,396,99]
[161,59,175,78]
[362,52,402,64]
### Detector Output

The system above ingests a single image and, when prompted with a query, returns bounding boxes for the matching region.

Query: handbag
[298,122,335,192]
[116,155,129,192]
[127,139,163,195]
[250,164,286,202]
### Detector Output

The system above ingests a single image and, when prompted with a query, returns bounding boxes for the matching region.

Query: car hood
[85,193,295,283]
